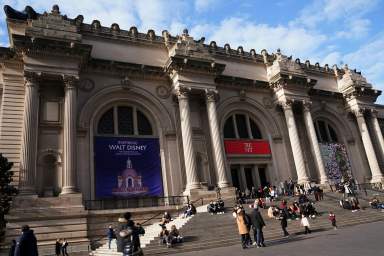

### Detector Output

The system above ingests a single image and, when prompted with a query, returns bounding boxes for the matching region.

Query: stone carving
[121,76,133,90]
[91,20,101,31]
[79,78,95,92]
[25,5,81,42]
[62,75,78,90]
[4,5,38,20]
[262,97,273,109]
[239,89,246,101]
[266,49,306,81]
[147,30,155,40]
[338,64,372,92]
[130,26,138,37]
[111,23,120,33]
[174,86,191,99]
[156,85,170,99]
[205,89,219,102]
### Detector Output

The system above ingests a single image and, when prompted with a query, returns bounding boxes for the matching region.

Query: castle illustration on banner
[112,158,149,196]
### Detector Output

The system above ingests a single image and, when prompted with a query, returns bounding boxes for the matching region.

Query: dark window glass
[137,110,153,135]
[223,117,236,138]
[236,114,249,139]
[318,120,328,143]
[328,125,338,142]
[250,119,262,139]
[97,108,114,134]
[118,106,133,135]
[314,122,321,141]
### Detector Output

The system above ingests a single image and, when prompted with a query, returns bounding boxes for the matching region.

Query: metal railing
[84,196,189,210]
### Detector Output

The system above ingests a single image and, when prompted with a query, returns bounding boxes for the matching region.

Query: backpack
[244,214,252,229]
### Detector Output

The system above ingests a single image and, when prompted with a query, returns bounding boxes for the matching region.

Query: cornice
[84,58,169,81]
[215,75,269,89]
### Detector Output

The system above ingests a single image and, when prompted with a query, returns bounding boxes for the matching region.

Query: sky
[0,0,383,102]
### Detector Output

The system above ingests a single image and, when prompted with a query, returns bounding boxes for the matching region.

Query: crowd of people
[207,199,225,215]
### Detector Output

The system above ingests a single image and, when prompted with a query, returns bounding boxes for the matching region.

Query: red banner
[224,140,271,155]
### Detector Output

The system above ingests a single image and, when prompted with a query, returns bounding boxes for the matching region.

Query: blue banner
[94,136,163,198]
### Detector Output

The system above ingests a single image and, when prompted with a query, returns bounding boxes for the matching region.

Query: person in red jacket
[329,211,337,230]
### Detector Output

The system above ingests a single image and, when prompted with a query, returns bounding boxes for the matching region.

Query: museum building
[1,5,384,251]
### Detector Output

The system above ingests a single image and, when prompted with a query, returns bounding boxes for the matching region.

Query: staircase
[140,192,384,255]
[91,210,199,255]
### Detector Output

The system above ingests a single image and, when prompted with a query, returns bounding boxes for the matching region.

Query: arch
[37,149,62,197]
[217,96,283,139]
[78,83,175,199]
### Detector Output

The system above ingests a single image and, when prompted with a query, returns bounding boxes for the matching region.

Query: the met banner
[94,136,163,198]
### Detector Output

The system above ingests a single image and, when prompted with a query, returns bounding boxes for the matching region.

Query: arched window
[97,105,153,136]
[223,114,262,139]
[314,120,338,143]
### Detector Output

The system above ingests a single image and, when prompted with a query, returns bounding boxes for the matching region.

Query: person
[160,212,172,225]
[300,215,311,234]
[55,239,61,256]
[61,239,69,256]
[235,208,251,249]
[116,212,145,256]
[279,209,289,237]
[159,225,171,248]
[107,225,115,249]
[8,240,16,256]
[217,198,225,214]
[207,201,216,215]
[14,225,38,256]
[250,207,266,248]
[215,185,221,199]
[169,225,183,245]
[329,211,337,230]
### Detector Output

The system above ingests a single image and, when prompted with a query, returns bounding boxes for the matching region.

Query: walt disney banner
[94,136,163,198]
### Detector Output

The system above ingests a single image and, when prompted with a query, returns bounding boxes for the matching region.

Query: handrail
[140,211,164,226]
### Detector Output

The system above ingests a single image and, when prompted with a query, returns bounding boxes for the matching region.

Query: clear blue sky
[1,0,383,102]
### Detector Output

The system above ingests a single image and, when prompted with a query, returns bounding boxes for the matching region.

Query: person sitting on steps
[207,201,217,215]
[160,212,172,226]
[169,225,183,246]
[159,225,171,248]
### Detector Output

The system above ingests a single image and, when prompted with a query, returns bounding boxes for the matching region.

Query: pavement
[170,220,384,256]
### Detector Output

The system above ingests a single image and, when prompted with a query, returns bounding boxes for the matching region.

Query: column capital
[205,89,219,102]
[62,75,79,90]
[279,99,294,110]
[303,100,312,112]
[351,107,365,117]
[174,86,191,99]
[369,108,378,118]
[24,71,41,87]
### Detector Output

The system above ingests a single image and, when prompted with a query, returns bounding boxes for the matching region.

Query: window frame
[223,113,263,139]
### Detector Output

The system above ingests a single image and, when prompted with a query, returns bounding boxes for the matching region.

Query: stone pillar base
[370,175,384,184]
[184,186,236,202]
[297,178,310,184]
[60,186,77,195]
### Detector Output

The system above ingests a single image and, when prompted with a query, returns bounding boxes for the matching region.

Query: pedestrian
[279,209,289,237]
[8,240,16,256]
[250,206,266,248]
[61,239,69,256]
[235,208,251,249]
[107,225,115,249]
[116,212,145,256]
[14,225,38,256]
[329,211,337,230]
[300,214,311,234]
[55,239,61,256]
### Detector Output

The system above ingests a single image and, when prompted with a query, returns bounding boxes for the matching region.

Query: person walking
[61,239,69,256]
[329,211,337,230]
[14,225,38,256]
[279,209,289,237]
[235,208,251,249]
[250,207,266,248]
[55,239,61,256]
[107,225,115,249]
[300,215,311,234]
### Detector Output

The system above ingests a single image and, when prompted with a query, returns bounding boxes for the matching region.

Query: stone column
[61,76,78,194]
[354,108,384,183]
[205,90,230,188]
[303,102,328,184]
[176,87,201,190]
[371,110,384,165]
[19,72,40,195]
[282,100,309,184]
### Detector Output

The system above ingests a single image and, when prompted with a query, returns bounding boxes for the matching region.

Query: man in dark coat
[116,212,145,256]
[14,225,38,256]
[279,209,289,237]
[250,207,266,247]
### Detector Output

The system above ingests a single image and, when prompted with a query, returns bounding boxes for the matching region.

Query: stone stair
[140,193,384,255]
[90,207,202,256]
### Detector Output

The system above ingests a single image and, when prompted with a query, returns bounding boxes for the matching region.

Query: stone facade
[1,4,384,252]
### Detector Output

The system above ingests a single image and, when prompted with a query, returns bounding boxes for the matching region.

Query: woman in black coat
[55,239,61,256]
[279,210,289,237]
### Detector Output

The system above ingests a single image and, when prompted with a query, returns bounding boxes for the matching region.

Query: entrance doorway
[229,164,269,191]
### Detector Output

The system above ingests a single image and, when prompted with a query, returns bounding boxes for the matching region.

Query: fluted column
[282,100,309,184]
[176,87,201,190]
[19,72,40,195]
[354,108,384,183]
[205,90,230,188]
[303,101,328,184]
[371,110,384,168]
[61,76,78,194]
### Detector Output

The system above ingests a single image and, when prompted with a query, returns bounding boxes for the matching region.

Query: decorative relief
[174,86,191,99]
[78,78,95,92]
[205,89,219,102]
[262,97,273,109]
[156,85,171,99]
[62,75,78,90]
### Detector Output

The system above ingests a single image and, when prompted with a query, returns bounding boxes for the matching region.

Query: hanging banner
[319,143,352,184]
[224,140,271,155]
[94,136,163,198]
